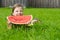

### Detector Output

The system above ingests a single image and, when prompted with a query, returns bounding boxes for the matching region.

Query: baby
[7,4,38,29]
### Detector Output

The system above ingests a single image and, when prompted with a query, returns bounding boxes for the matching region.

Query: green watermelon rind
[7,15,33,24]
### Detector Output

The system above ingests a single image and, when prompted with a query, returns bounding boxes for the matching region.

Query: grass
[0,8,60,40]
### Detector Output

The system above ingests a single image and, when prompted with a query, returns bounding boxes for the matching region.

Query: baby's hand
[7,20,11,24]
[7,17,11,24]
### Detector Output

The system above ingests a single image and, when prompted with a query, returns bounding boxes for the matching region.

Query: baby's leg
[7,23,12,29]
[28,19,38,26]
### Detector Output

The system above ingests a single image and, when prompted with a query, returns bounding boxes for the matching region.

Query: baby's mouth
[16,14,23,16]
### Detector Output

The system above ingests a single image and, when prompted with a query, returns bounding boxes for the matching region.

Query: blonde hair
[11,4,23,15]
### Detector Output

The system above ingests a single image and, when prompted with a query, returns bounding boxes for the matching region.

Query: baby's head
[11,4,23,16]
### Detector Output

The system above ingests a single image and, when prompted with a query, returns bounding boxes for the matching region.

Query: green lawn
[0,8,60,40]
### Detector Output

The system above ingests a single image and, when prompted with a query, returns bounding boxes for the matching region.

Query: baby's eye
[16,11,18,12]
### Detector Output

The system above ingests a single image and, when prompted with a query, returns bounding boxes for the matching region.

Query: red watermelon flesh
[7,15,32,24]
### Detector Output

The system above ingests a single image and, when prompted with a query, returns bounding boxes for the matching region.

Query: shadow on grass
[11,24,32,30]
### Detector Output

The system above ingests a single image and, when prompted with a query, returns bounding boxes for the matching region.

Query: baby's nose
[18,12,21,13]
[17,12,23,15]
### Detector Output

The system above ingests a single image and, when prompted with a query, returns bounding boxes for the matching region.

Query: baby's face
[13,7,23,16]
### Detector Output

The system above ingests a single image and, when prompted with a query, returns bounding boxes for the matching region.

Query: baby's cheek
[13,13,17,16]
[20,13,23,15]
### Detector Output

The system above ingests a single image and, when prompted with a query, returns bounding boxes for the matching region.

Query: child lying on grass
[7,4,38,29]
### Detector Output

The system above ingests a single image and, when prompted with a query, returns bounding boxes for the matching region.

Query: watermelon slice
[7,15,33,24]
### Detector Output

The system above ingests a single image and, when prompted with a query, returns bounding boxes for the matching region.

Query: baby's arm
[7,19,12,29]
